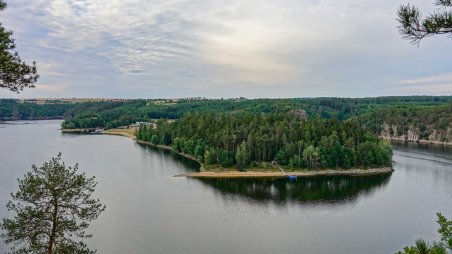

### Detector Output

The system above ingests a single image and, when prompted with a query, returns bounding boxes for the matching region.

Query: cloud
[389,73,452,95]
[396,73,452,86]
[1,0,451,98]
[34,83,68,92]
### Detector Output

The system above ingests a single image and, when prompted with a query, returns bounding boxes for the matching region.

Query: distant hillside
[356,103,452,145]
[55,96,452,129]
[0,99,75,120]
[1,97,451,145]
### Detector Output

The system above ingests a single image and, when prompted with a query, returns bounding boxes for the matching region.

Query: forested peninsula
[136,113,393,174]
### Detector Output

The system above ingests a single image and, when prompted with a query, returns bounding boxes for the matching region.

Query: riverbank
[103,128,137,139]
[135,140,204,170]
[174,168,394,178]
[62,128,94,134]
[99,128,202,165]
[0,116,63,121]
[381,137,452,146]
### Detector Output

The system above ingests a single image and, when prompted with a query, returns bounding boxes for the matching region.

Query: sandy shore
[174,167,394,178]
[102,128,137,139]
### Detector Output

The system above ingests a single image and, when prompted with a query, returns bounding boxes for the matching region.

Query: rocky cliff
[380,123,452,145]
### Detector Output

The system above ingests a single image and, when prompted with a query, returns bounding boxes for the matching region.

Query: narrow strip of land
[174,168,394,178]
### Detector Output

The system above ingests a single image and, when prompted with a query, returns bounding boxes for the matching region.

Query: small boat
[93,128,104,134]
[287,175,297,180]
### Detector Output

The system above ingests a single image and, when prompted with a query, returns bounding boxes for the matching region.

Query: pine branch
[0,0,6,11]
[436,0,452,7]
[397,3,452,44]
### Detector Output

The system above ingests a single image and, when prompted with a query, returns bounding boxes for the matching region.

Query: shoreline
[100,128,204,168]
[135,140,204,170]
[0,116,63,121]
[102,128,137,139]
[174,167,394,178]
[62,128,95,134]
[381,137,452,146]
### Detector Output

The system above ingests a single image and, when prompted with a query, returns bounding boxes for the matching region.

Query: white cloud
[397,73,452,86]
[1,0,450,98]
[388,73,452,95]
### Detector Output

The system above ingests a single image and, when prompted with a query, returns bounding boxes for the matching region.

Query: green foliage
[396,213,451,254]
[2,97,450,146]
[275,149,289,165]
[55,96,452,129]
[302,145,320,169]
[2,96,451,134]
[437,212,452,249]
[0,154,105,254]
[235,141,250,170]
[356,103,452,140]
[397,1,452,44]
[137,113,392,170]
[0,0,39,92]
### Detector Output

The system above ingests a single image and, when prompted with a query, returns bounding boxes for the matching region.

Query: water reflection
[392,141,452,166]
[136,143,201,172]
[136,142,393,207]
[195,174,392,206]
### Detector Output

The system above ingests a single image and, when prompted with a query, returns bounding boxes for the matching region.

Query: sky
[1,0,451,99]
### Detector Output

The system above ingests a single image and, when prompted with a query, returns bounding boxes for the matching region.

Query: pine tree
[235,141,250,169]
[1,154,105,254]
[0,0,39,92]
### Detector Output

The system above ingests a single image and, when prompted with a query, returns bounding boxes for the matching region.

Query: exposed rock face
[380,123,452,145]
[289,109,307,119]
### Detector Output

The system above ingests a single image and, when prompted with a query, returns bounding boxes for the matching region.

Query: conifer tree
[1,154,105,254]
[0,0,39,92]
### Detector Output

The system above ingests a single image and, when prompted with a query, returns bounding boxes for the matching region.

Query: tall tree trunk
[48,201,58,254]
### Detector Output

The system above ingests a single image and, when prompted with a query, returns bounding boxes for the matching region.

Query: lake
[0,120,451,254]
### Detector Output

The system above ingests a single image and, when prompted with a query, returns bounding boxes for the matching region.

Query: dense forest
[54,96,452,129]
[1,97,451,143]
[136,113,393,170]
[0,99,75,120]
[357,103,452,136]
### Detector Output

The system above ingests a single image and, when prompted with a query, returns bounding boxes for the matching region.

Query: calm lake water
[0,120,451,254]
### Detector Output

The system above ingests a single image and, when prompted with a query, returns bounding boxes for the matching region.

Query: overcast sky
[1,0,451,98]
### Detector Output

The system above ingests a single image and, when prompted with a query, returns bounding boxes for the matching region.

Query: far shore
[380,137,452,146]
[97,128,394,178]
[0,116,64,122]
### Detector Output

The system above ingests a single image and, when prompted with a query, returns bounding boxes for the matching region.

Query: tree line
[56,96,452,129]
[136,113,393,170]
